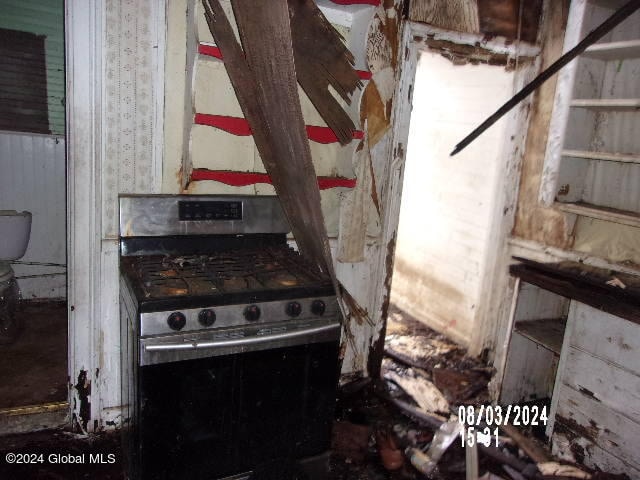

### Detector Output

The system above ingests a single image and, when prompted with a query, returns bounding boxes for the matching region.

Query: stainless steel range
[119,195,342,480]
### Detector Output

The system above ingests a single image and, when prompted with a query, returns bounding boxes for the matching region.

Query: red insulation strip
[195,113,364,144]
[191,169,356,189]
[194,114,253,136]
[198,44,223,59]
[198,43,372,80]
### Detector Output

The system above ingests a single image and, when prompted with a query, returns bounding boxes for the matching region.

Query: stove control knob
[311,300,326,316]
[244,304,261,322]
[286,301,302,318]
[167,312,187,331]
[198,309,216,327]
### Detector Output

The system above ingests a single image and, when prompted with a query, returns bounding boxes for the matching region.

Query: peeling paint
[557,415,599,445]
[74,370,91,432]
[577,386,599,402]
[422,38,535,68]
[367,233,396,378]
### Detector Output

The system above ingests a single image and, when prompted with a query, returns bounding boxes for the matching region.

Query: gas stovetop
[119,195,340,348]
[120,244,334,312]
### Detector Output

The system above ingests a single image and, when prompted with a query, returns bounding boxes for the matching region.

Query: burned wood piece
[375,384,540,478]
[373,380,446,430]
[338,376,372,398]
[332,420,372,463]
[501,424,552,464]
[509,258,640,325]
[432,368,489,404]
[288,0,361,145]
[385,332,459,370]
[385,369,450,414]
[375,429,404,471]
[536,462,591,479]
[384,345,426,370]
[451,0,640,156]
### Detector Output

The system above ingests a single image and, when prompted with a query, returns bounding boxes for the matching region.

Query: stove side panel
[119,275,140,479]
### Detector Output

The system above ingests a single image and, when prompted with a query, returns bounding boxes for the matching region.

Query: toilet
[0,210,32,343]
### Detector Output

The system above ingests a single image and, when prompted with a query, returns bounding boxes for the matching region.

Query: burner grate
[123,245,328,300]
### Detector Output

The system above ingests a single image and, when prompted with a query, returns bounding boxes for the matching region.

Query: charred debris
[330,305,628,480]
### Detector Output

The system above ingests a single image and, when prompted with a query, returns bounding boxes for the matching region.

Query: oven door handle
[144,323,340,352]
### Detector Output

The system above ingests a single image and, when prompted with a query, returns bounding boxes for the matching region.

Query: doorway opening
[390,48,517,348]
[381,33,527,417]
[0,0,68,432]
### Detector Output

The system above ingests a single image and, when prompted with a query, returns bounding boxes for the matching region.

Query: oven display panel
[179,201,242,221]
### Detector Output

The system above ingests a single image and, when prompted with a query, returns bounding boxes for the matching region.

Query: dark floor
[0,304,615,480]
[0,301,68,409]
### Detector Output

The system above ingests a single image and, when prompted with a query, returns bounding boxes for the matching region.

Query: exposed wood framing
[452,0,638,157]
[512,0,572,248]
[477,0,542,43]
[409,0,480,33]
[336,0,405,376]
[409,0,543,43]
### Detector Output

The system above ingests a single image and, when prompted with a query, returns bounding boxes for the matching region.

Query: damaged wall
[512,0,576,251]
[162,0,368,237]
[66,0,405,434]
[387,0,543,353]
[409,0,542,43]
[162,0,405,377]
[513,0,640,266]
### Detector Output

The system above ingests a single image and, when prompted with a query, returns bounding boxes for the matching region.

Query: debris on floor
[330,304,631,480]
[0,303,630,480]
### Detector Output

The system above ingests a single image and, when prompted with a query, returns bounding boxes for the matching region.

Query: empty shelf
[584,40,640,60]
[562,149,640,164]
[571,99,640,110]
[514,318,566,355]
[556,202,640,228]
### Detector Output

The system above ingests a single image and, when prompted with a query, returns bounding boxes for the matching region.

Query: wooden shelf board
[514,318,566,355]
[562,149,640,164]
[571,98,640,110]
[556,202,640,228]
[584,40,640,60]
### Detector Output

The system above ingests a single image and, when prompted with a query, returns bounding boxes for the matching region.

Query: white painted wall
[0,131,66,298]
[390,51,515,346]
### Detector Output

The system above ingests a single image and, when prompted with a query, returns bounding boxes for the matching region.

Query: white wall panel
[0,131,66,298]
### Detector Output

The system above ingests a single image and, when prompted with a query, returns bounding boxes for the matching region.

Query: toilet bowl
[0,210,31,343]
[0,210,32,282]
[0,210,32,258]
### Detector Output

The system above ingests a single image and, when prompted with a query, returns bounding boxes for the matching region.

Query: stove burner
[122,245,329,301]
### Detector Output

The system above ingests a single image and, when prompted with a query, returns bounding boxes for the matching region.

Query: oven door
[136,325,340,480]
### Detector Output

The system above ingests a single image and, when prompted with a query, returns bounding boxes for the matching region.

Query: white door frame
[66,0,166,431]
[65,0,104,432]
[388,21,539,359]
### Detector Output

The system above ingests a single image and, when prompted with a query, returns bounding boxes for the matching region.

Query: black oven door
[136,339,340,480]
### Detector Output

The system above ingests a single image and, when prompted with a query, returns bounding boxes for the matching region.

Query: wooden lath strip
[289,0,362,145]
